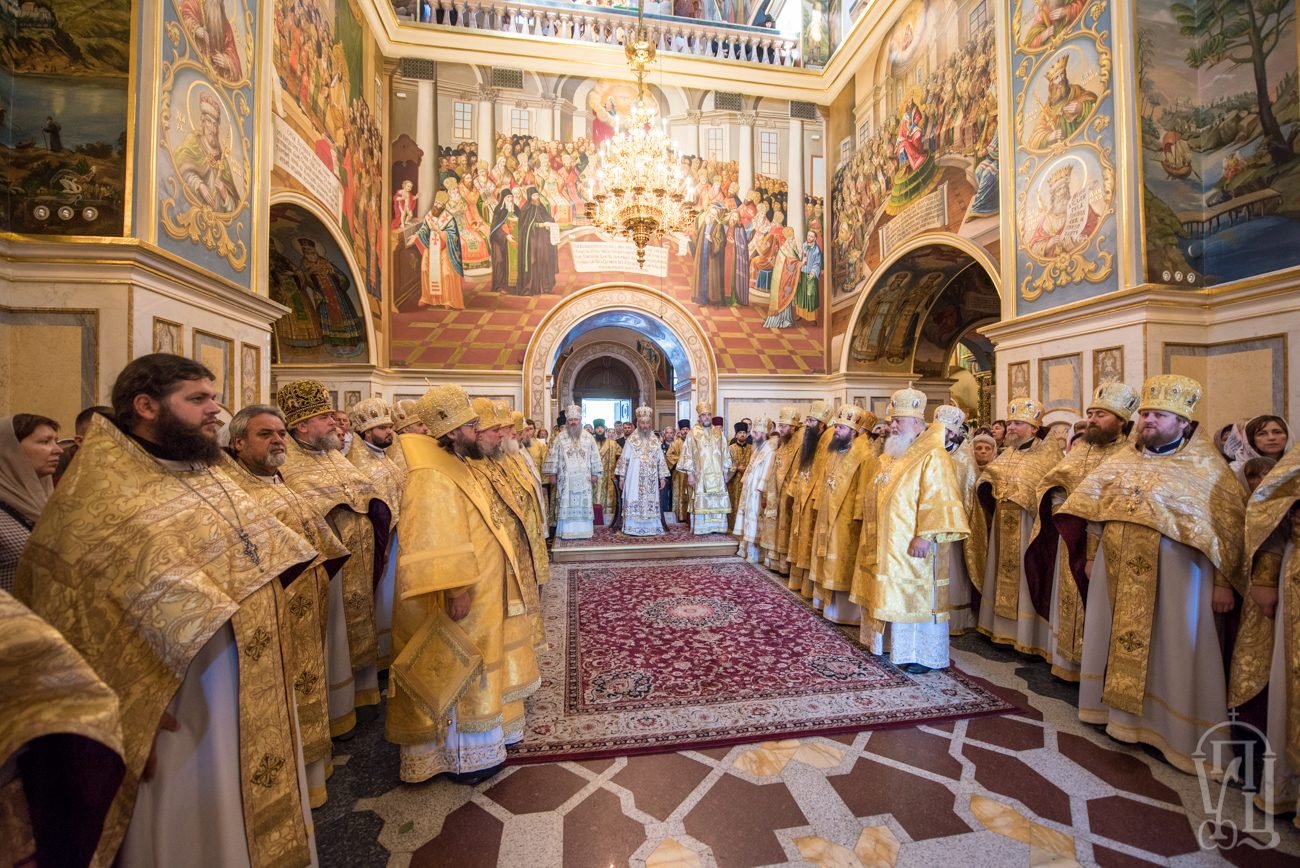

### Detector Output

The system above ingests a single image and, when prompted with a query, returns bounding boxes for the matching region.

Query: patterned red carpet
[551,522,718,548]
[508,558,1014,762]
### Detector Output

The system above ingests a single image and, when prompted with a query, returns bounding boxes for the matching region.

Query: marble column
[415,78,436,216]
[477,86,497,166]
[786,117,804,241]
[537,99,555,140]
[551,101,564,141]
[571,109,589,140]
[685,109,702,158]
[738,112,755,195]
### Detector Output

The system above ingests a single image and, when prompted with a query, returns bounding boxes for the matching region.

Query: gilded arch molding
[558,341,657,411]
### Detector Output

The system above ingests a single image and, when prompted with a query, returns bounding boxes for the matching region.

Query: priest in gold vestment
[677,401,733,534]
[1,588,124,868]
[592,419,620,524]
[277,380,392,738]
[226,403,351,808]
[18,355,319,868]
[504,409,551,584]
[787,399,835,598]
[1058,375,1244,775]
[1231,440,1300,822]
[809,404,877,625]
[387,386,538,785]
[1024,383,1138,681]
[347,398,406,671]
[726,422,752,530]
[389,398,426,475]
[854,387,969,672]
[666,420,691,523]
[934,404,980,635]
[760,406,803,573]
[976,398,1062,659]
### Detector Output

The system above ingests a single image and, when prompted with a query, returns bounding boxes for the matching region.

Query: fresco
[156,0,256,281]
[0,0,131,236]
[271,0,383,301]
[1010,0,1118,312]
[1138,0,1300,287]
[268,202,369,363]
[829,0,999,302]
[389,66,826,375]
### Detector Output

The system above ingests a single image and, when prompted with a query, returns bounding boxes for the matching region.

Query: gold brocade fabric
[788,428,835,575]
[223,456,351,768]
[1058,431,1246,591]
[503,452,551,586]
[852,424,969,623]
[810,436,875,593]
[279,438,388,674]
[387,435,520,745]
[679,426,733,516]
[526,440,548,476]
[992,501,1023,621]
[760,424,803,563]
[727,442,751,526]
[1098,522,1164,716]
[1245,443,1300,563]
[977,438,1062,621]
[469,458,543,623]
[349,441,406,527]
[1055,544,1084,667]
[666,439,688,522]
[594,438,620,513]
[1027,437,1128,548]
[15,416,316,867]
[947,446,987,583]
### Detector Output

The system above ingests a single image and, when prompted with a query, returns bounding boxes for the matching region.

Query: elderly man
[976,398,1061,660]
[934,404,981,635]
[1058,376,1243,776]
[1025,383,1139,680]
[678,401,733,534]
[809,404,877,624]
[616,406,670,536]
[787,399,835,597]
[854,387,969,673]
[760,406,804,573]
[542,404,603,539]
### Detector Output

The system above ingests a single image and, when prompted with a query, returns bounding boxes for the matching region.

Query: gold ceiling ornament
[584,0,696,268]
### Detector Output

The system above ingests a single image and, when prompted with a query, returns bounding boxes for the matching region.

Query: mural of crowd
[831,14,998,295]
[272,0,384,298]
[392,128,824,328]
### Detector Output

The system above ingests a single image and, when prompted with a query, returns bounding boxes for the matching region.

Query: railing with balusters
[391,0,803,68]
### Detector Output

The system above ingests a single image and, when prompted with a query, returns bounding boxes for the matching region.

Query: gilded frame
[152,316,183,354]
[240,342,261,408]
[1039,352,1083,415]
[1092,345,1124,387]
[1008,361,1031,399]
[192,329,235,407]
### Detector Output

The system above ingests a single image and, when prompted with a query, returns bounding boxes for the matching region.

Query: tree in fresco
[1173,0,1296,165]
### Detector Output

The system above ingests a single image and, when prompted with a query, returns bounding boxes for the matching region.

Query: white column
[416,79,436,216]
[571,110,589,140]
[537,100,555,140]
[738,112,755,194]
[686,110,703,157]
[786,117,804,241]
[551,102,563,141]
[476,86,496,166]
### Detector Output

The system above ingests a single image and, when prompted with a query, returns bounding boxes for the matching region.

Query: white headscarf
[0,416,54,525]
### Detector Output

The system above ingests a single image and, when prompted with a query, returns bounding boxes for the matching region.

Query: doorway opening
[580,398,632,427]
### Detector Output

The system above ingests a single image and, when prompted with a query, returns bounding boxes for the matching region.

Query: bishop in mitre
[18,354,319,867]
[735,416,777,562]
[1057,375,1244,775]
[760,406,803,573]
[677,400,733,534]
[853,386,969,673]
[1024,382,1138,680]
[542,404,603,539]
[788,399,836,597]
[809,403,877,625]
[615,406,670,536]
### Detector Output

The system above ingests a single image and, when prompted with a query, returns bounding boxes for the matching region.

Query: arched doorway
[841,240,1001,424]
[522,283,717,428]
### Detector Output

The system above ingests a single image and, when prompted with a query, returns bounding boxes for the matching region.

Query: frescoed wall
[268,202,370,363]
[0,0,131,236]
[271,0,384,304]
[1010,0,1118,312]
[829,0,1000,301]
[155,0,257,282]
[389,65,826,375]
[1138,0,1300,287]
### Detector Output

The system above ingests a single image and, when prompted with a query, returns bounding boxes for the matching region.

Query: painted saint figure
[1028,55,1098,150]
[297,238,365,352]
[795,230,821,322]
[174,93,240,211]
[406,192,465,310]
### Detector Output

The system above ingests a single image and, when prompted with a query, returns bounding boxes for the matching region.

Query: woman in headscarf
[1228,414,1291,491]
[0,414,63,591]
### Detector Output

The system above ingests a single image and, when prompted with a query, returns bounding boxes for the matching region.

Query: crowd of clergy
[1,351,1298,867]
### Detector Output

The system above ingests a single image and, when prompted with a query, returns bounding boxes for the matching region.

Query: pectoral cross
[238,530,262,566]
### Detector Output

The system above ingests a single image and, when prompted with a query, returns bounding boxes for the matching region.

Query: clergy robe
[348,438,406,671]
[788,428,835,597]
[726,441,752,530]
[616,432,670,536]
[809,435,877,625]
[593,437,620,521]
[666,437,691,523]
[942,441,981,635]
[502,450,551,586]
[0,589,124,868]
[414,210,464,310]
[760,425,804,572]
[1023,435,1128,680]
[542,429,603,539]
[17,416,318,868]
[854,423,970,669]
[1231,447,1300,820]
[975,436,1062,659]
[677,423,733,534]
[388,434,537,781]
[1057,431,1245,776]
[735,437,777,562]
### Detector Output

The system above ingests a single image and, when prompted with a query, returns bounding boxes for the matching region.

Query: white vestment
[733,438,776,562]
[616,434,670,536]
[542,430,603,539]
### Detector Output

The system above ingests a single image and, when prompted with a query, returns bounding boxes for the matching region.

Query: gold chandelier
[584,2,696,267]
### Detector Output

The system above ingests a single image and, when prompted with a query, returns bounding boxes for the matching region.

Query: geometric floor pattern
[315,567,1300,867]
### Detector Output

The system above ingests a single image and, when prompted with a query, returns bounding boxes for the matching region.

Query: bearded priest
[677,400,733,534]
[809,404,877,625]
[542,405,603,539]
[616,406,670,536]
[853,386,969,673]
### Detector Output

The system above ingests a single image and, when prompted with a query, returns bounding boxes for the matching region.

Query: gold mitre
[491,400,514,430]
[695,399,714,416]
[1139,374,1202,419]
[277,379,334,427]
[831,403,874,432]
[1007,397,1044,427]
[511,410,526,433]
[934,403,966,433]
[348,398,392,433]
[888,384,927,420]
[565,403,582,420]
[1048,163,1073,192]
[777,405,800,425]
[471,397,504,430]
[1088,382,1140,421]
[392,399,422,433]
[416,385,477,439]
[808,399,834,424]
[634,405,654,421]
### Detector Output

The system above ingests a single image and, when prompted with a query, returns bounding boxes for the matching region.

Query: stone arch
[522,283,717,427]
[558,340,657,410]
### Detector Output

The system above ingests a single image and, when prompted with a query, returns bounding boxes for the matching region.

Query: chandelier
[584,2,696,267]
